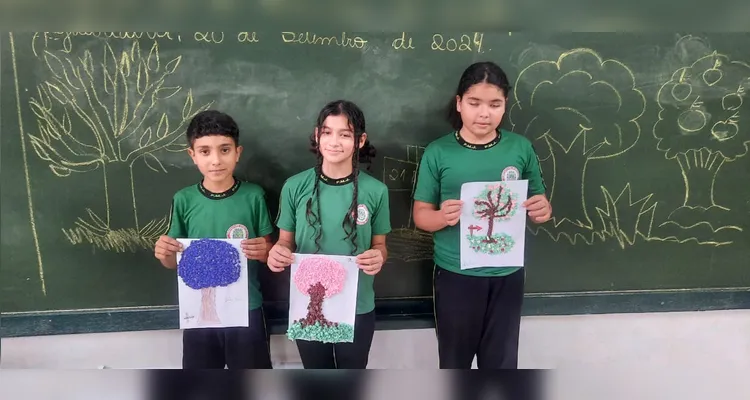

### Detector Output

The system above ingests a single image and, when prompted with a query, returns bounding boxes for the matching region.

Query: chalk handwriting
[281,31,367,49]
[392,32,415,50]
[237,32,260,43]
[430,33,483,53]
[194,32,225,44]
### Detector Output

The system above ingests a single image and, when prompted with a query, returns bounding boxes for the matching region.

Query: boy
[154,110,274,369]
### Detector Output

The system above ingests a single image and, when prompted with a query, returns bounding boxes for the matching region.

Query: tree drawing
[653,50,750,215]
[508,48,646,230]
[26,38,213,252]
[287,256,355,343]
[178,239,242,326]
[466,183,518,254]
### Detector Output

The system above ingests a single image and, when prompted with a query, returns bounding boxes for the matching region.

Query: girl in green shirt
[268,100,392,369]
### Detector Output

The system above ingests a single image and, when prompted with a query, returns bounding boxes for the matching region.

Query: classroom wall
[3,310,750,372]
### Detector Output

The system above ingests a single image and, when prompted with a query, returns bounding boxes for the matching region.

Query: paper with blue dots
[176,238,249,330]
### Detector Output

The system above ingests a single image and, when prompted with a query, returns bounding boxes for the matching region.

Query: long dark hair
[305,100,377,254]
[446,61,512,131]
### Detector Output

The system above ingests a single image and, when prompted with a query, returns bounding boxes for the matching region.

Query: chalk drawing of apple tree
[26,38,213,252]
[653,51,750,220]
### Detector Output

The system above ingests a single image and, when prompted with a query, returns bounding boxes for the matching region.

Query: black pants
[146,370,249,400]
[295,310,376,369]
[182,307,272,369]
[286,370,368,400]
[433,266,525,369]
[450,370,545,400]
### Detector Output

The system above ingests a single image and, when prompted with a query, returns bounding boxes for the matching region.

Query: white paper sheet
[287,253,359,343]
[176,238,248,329]
[459,180,528,269]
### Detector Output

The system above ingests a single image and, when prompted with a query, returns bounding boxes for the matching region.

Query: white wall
[3,310,750,398]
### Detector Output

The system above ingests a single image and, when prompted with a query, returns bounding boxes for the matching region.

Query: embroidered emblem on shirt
[226,224,249,239]
[356,204,370,225]
[501,166,520,181]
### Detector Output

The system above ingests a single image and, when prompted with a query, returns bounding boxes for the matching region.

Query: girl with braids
[268,99,391,369]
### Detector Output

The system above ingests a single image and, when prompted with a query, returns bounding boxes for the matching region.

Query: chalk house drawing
[26,36,213,252]
[466,182,519,254]
[508,48,648,232]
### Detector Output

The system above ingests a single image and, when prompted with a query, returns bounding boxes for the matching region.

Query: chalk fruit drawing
[287,254,358,343]
[508,48,647,232]
[467,183,519,254]
[177,238,248,329]
[26,35,213,252]
[653,48,750,225]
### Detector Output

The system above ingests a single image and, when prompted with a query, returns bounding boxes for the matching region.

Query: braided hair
[305,100,377,255]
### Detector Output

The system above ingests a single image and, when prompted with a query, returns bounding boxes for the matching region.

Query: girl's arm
[275,229,297,251]
[370,234,387,262]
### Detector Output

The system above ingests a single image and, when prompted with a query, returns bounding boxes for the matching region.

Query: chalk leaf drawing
[177,238,244,328]
[467,183,519,254]
[287,255,356,343]
[508,48,647,232]
[26,36,213,252]
[653,43,748,241]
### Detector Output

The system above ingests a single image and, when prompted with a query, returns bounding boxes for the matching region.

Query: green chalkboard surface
[2,32,749,337]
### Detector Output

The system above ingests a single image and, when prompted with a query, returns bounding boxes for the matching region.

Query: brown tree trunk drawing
[199,287,220,325]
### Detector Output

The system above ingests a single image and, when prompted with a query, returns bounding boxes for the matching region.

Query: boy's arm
[156,198,186,269]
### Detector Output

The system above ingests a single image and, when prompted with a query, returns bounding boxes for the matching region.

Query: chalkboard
[2,32,749,337]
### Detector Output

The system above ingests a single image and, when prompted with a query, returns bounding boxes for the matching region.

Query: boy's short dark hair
[186,110,240,147]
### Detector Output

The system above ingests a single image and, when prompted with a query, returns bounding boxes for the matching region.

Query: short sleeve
[166,196,186,238]
[253,188,274,237]
[274,180,296,232]
[412,146,441,205]
[370,185,392,236]
[523,143,547,196]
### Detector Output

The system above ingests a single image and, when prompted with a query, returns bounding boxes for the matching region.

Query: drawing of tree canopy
[508,48,646,230]
[26,38,213,252]
[653,50,750,215]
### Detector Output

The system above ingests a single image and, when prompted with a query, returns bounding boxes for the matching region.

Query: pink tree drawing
[293,257,347,328]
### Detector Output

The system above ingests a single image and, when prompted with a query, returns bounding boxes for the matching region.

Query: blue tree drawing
[178,238,242,325]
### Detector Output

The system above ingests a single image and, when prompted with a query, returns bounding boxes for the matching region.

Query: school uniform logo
[356,204,370,225]
[501,166,520,181]
[226,224,249,239]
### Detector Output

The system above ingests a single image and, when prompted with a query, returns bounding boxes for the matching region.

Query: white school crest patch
[501,166,520,181]
[356,204,370,225]
[226,224,249,239]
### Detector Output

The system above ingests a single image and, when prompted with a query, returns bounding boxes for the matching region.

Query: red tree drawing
[293,257,347,328]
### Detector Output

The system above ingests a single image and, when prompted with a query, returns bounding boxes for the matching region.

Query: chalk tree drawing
[178,239,242,326]
[26,37,213,252]
[467,183,519,254]
[287,256,356,343]
[381,145,433,262]
[508,48,647,231]
[653,50,750,216]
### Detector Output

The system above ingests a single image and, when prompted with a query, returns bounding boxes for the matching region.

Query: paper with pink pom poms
[287,253,359,343]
